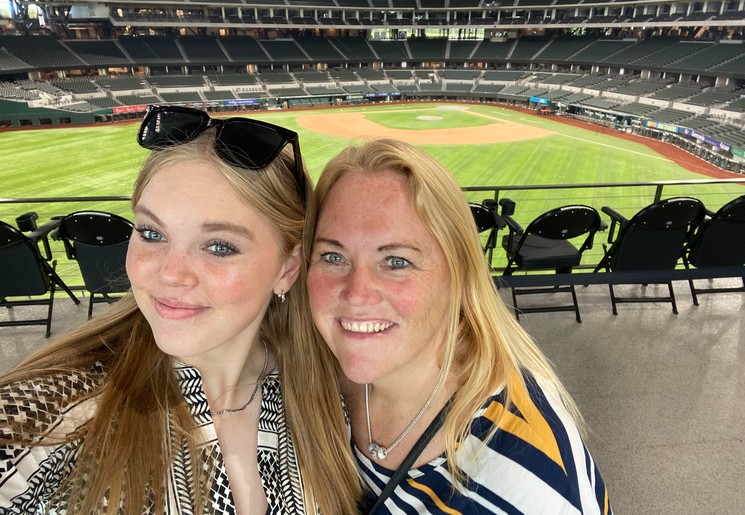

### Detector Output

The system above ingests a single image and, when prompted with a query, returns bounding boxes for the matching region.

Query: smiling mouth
[339,319,394,333]
[154,298,208,320]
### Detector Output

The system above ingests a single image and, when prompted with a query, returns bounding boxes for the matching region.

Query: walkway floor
[2,280,744,514]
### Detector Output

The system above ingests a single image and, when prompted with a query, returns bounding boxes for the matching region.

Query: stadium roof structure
[5,0,745,31]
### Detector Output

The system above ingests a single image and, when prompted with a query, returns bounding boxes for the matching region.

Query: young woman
[0,106,359,514]
[306,138,612,514]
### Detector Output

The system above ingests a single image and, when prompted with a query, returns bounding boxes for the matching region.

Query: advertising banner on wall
[643,120,679,133]
[644,120,734,155]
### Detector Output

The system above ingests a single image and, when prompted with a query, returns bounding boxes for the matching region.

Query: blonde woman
[306,138,612,514]
[0,106,360,514]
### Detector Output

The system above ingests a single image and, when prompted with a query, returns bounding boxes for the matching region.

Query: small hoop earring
[277,290,286,303]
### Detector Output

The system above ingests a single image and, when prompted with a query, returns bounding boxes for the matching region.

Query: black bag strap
[367,396,454,514]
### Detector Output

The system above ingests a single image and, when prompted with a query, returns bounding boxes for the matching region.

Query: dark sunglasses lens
[139,109,209,148]
[215,120,287,169]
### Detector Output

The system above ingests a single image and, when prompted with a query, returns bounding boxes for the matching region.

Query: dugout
[566,104,636,127]
[0,100,97,128]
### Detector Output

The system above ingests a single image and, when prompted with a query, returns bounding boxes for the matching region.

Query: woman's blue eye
[207,241,237,257]
[320,252,343,264]
[387,256,410,269]
[135,226,164,242]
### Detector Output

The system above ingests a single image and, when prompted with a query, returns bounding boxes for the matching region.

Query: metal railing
[2,177,744,289]
[462,177,745,272]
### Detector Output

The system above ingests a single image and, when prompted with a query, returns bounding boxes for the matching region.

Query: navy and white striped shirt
[357,375,611,515]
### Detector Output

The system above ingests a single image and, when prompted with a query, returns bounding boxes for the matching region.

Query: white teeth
[340,320,393,333]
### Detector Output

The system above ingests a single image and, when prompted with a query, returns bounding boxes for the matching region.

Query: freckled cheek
[386,288,422,319]
[125,243,152,288]
[307,270,338,312]
[206,269,257,304]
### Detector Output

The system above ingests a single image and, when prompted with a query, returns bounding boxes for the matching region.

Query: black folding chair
[683,195,745,305]
[54,211,133,318]
[1,216,80,337]
[594,197,706,314]
[469,199,507,268]
[501,204,602,322]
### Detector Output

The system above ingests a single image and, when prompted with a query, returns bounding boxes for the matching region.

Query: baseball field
[3,101,743,278]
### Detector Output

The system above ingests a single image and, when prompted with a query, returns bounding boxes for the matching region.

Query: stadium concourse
[2,277,744,514]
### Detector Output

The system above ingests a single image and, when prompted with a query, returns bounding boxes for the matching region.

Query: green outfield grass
[2,102,743,281]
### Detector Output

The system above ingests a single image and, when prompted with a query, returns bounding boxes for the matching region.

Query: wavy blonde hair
[1,128,360,513]
[306,138,583,487]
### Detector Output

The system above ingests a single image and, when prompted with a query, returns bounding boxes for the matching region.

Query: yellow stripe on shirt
[482,375,566,473]
[407,478,464,515]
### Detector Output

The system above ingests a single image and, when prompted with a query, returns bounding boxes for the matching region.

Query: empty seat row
[1,211,133,337]
[470,195,745,322]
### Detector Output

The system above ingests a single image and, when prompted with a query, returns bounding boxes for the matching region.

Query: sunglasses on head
[137,105,306,206]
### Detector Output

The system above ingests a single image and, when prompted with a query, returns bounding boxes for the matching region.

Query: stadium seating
[262,40,310,63]
[0,215,80,337]
[614,102,658,116]
[178,36,229,64]
[64,40,131,67]
[329,37,377,60]
[481,70,525,82]
[160,91,203,102]
[470,40,513,61]
[672,42,745,72]
[448,41,479,60]
[501,204,603,323]
[203,90,238,101]
[94,76,147,91]
[683,196,745,305]
[0,17,742,177]
[610,81,665,97]
[53,211,133,318]
[594,198,706,315]
[0,35,85,69]
[533,36,596,61]
[50,79,99,94]
[686,88,740,107]
[408,38,447,61]
[329,69,360,82]
[471,83,504,95]
[603,37,680,67]
[147,75,206,88]
[0,49,30,72]
[573,40,635,63]
[210,74,259,86]
[297,37,346,61]
[368,40,410,61]
[647,108,693,124]
[217,36,270,63]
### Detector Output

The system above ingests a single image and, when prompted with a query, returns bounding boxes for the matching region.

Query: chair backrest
[0,221,50,296]
[469,203,499,233]
[524,205,602,247]
[687,195,745,267]
[56,211,133,294]
[56,211,134,252]
[610,197,705,271]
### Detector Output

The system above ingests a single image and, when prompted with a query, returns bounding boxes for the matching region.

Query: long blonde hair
[307,138,583,486]
[1,128,360,513]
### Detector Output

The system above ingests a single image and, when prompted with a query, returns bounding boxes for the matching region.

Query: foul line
[563,133,672,162]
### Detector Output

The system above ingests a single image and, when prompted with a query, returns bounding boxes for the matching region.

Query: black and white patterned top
[0,362,307,514]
